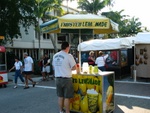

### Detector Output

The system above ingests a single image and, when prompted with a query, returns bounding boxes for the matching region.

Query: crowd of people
[87,50,118,71]
[9,52,36,89]
[88,50,109,71]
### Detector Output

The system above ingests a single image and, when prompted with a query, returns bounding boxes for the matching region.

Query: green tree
[0,0,62,55]
[0,0,36,45]
[102,11,142,37]
[78,0,114,14]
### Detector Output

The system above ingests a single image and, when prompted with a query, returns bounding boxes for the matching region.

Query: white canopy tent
[135,32,150,44]
[77,37,135,51]
[77,32,150,80]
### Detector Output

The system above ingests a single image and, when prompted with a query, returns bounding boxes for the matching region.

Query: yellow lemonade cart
[70,71,115,113]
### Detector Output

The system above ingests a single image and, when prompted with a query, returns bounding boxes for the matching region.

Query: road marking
[18,83,150,100]
[115,80,150,85]
[18,84,56,89]
[115,93,150,99]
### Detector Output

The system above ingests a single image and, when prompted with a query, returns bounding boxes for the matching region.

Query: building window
[57,34,67,44]
[43,33,50,40]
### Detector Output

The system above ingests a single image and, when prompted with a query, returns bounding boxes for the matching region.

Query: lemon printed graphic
[93,77,100,93]
[86,76,94,89]
[98,76,102,94]
[98,93,102,113]
[78,76,86,95]
[80,95,88,112]
[106,85,113,105]
[72,93,80,111]
[69,98,73,110]
[72,74,79,92]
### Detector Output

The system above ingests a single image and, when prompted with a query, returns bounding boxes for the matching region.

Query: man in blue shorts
[52,42,76,113]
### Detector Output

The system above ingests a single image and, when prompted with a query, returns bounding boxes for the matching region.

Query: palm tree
[78,0,114,14]
[102,10,142,37]
[34,0,62,58]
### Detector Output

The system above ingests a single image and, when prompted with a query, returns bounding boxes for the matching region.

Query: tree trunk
[38,18,41,59]
[50,34,58,53]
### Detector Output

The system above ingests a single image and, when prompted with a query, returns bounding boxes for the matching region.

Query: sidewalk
[8,72,43,83]
[8,72,55,87]
[8,72,150,84]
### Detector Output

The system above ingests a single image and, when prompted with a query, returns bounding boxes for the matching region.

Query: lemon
[80,95,88,112]
[72,93,80,111]
[106,85,113,105]
[69,98,73,110]
[98,93,102,113]
[72,74,79,92]
[98,76,102,94]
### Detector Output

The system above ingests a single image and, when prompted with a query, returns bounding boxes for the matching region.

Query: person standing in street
[52,42,76,113]
[9,57,25,89]
[38,55,45,78]
[42,53,50,81]
[23,52,36,89]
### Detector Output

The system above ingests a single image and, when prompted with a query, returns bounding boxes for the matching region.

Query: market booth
[134,32,150,78]
[0,46,8,87]
[78,37,135,79]
[40,14,119,113]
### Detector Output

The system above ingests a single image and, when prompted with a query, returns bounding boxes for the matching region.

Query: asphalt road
[0,77,150,113]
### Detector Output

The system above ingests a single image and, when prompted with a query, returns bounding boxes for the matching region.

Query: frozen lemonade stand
[39,14,119,113]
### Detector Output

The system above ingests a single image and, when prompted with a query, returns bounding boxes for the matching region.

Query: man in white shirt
[23,52,36,89]
[95,51,108,71]
[52,42,76,113]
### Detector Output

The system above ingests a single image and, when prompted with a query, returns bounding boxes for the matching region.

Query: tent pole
[79,29,82,72]
[133,40,136,82]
